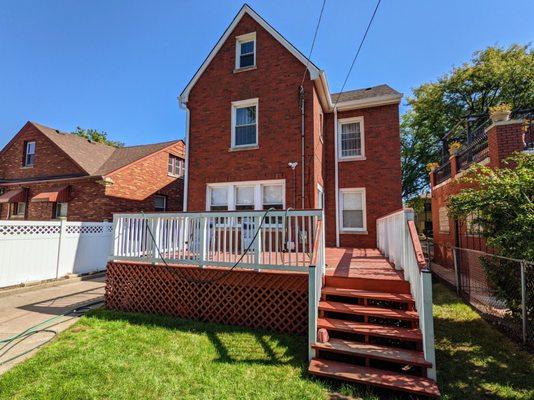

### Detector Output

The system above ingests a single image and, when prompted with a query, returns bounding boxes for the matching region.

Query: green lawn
[433,283,534,400]
[0,283,532,400]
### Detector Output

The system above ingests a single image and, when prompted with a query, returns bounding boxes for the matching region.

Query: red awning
[0,188,26,203]
[31,186,70,203]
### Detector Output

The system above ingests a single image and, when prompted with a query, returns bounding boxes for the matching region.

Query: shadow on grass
[433,283,534,400]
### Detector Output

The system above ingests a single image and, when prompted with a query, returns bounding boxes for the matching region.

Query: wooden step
[325,276,412,294]
[309,358,440,397]
[312,338,431,367]
[322,286,414,304]
[318,317,422,342]
[319,301,419,321]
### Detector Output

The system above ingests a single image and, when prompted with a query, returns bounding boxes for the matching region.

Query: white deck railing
[376,209,437,380]
[110,209,326,360]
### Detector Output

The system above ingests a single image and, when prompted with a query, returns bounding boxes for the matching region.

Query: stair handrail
[376,209,437,380]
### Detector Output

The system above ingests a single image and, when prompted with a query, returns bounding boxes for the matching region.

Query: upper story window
[235,32,256,70]
[154,195,167,212]
[231,98,258,148]
[338,117,365,160]
[168,155,184,177]
[23,141,36,167]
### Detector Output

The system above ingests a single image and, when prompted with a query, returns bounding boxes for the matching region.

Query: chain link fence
[423,238,533,348]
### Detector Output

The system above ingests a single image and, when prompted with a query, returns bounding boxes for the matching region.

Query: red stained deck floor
[325,247,403,280]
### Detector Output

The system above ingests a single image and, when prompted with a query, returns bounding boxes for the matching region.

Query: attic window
[235,32,256,69]
[23,141,35,167]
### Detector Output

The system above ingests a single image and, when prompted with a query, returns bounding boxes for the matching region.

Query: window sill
[167,173,183,179]
[233,66,257,74]
[340,230,368,235]
[21,165,34,169]
[338,156,366,162]
[228,145,259,152]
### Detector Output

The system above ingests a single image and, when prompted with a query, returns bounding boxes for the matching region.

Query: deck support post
[308,265,317,361]
[420,269,437,380]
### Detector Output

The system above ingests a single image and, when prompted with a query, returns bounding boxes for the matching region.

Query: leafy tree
[448,153,534,318]
[72,126,124,147]
[402,44,534,200]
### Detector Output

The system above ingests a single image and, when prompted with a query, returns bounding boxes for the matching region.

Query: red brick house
[429,113,533,269]
[0,121,185,221]
[179,5,403,248]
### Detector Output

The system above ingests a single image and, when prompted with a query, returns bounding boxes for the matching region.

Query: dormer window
[23,141,35,167]
[168,155,184,177]
[235,32,256,70]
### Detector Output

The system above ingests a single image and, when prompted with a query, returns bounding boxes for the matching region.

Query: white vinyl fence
[0,220,112,288]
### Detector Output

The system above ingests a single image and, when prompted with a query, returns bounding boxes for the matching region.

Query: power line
[333,0,382,108]
[301,0,327,86]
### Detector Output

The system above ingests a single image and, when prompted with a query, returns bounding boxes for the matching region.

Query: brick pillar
[449,155,458,178]
[429,171,436,187]
[487,121,525,168]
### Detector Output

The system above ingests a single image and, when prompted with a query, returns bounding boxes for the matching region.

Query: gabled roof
[179,3,321,104]
[9,122,183,177]
[331,84,401,104]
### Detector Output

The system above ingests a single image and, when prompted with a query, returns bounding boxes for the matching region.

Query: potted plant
[448,141,462,156]
[426,162,439,172]
[489,103,512,123]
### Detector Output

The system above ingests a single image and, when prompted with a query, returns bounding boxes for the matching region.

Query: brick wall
[430,120,526,268]
[186,13,317,211]
[0,122,85,180]
[324,104,402,248]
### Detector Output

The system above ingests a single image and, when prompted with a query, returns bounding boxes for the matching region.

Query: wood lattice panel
[106,262,309,334]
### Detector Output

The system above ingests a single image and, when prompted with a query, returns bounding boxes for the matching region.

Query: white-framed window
[339,188,366,232]
[439,207,450,233]
[54,202,68,219]
[235,186,255,210]
[154,195,167,212]
[235,32,256,69]
[168,155,184,177]
[12,202,26,217]
[23,141,36,167]
[338,117,365,160]
[231,98,258,148]
[207,180,285,211]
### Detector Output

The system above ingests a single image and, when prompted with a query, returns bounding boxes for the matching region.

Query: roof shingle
[331,84,401,104]
[30,122,182,176]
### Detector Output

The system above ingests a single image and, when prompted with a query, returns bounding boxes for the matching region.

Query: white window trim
[154,195,167,212]
[206,179,285,211]
[339,187,367,232]
[338,116,365,161]
[235,32,256,70]
[231,98,259,149]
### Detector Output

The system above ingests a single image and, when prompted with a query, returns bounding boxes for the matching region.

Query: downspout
[334,107,340,247]
[179,98,190,212]
[299,85,305,210]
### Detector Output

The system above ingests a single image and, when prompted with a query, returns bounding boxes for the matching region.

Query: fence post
[521,262,527,345]
[308,265,317,361]
[254,215,262,267]
[199,216,208,267]
[453,247,460,295]
[55,218,67,279]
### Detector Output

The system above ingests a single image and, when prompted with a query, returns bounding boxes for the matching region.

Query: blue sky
[0,0,532,148]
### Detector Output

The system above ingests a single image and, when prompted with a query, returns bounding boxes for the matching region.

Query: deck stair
[308,282,440,397]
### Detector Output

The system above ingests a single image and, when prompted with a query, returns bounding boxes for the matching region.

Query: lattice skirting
[106,262,308,334]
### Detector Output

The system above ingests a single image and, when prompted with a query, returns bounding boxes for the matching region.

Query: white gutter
[179,99,191,212]
[334,106,340,247]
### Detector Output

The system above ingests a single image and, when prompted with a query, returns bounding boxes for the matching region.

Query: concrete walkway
[0,275,105,374]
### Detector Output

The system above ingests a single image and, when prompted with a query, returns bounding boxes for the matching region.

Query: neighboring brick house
[0,121,185,221]
[429,115,533,268]
[178,5,402,248]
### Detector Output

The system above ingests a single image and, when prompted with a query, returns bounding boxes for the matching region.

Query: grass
[0,283,532,399]
[0,309,376,400]
[433,283,534,399]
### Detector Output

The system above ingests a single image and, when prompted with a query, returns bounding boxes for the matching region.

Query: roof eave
[335,93,403,112]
